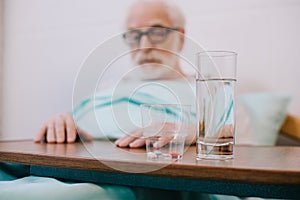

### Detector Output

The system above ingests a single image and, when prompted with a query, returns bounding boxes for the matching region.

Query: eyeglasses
[123,26,179,46]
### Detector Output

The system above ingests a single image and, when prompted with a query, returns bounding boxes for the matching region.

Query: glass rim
[197,50,237,57]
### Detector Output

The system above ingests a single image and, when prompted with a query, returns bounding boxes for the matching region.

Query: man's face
[125,3,184,80]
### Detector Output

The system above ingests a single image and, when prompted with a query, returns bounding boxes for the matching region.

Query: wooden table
[0,140,299,198]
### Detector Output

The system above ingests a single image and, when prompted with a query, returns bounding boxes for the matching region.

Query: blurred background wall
[0,0,3,135]
[0,0,299,140]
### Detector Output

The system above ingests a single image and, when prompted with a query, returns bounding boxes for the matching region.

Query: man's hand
[115,128,145,148]
[115,123,196,148]
[34,113,93,143]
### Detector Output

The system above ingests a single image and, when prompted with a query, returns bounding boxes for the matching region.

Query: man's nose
[138,34,154,50]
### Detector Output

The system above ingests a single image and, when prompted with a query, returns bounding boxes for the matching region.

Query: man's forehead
[127,21,170,31]
[126,3,173,29]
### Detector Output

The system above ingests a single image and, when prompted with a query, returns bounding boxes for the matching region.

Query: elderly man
[3,1,239,200]
[35,0,194,147]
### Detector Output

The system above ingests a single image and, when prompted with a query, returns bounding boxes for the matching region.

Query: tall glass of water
[196,51,237,160]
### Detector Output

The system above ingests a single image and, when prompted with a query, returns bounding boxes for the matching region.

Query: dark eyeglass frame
[123,26,179,46]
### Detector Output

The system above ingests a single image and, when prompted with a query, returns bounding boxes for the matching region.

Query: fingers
[55,115,66,143]
[46,121,56,143]
[115,135,136,148]
[129,138,145,148]
[153,135,173,149]
[65,113,77,143]
[34,114,80,143]
[35,112,95,144]
[115,129,143,148]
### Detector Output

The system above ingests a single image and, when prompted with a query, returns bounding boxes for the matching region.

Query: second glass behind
[140,104,191,160]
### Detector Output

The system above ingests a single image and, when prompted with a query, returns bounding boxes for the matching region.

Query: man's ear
[177,28,185,51]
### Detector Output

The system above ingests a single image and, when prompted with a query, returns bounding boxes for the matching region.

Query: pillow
[235,93,290,146]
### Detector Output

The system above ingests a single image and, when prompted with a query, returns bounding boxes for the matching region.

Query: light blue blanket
[0,175,135,200]
[73,80,196,140]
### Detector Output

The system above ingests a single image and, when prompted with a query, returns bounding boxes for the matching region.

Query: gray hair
[127,0,186,28]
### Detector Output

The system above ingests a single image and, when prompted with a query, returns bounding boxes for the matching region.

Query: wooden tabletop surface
[0,140,300,185]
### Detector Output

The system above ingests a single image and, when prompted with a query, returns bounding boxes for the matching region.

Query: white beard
[131,63,175,80]
[129,36,181,80]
